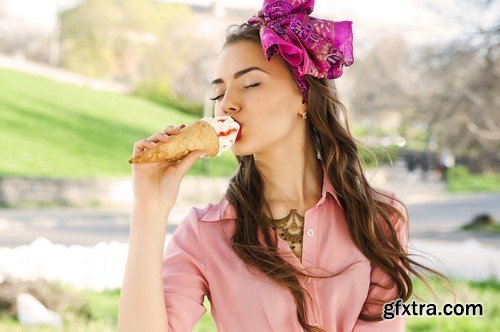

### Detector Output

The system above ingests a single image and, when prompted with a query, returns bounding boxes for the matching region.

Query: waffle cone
[128,120,219,164]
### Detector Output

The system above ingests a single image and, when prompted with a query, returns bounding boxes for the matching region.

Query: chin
[230,144,244,157]
[230,141,254,157]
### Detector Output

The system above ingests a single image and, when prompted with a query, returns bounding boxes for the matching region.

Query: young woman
[119,3,449,332]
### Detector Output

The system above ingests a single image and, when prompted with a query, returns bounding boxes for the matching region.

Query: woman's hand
[130,124,206,212]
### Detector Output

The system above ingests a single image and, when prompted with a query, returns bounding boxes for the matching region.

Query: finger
[177,149,205,177]
[161,125,176,134]
[147,132,172,143]
[131,124,185,159]
[161,124,185,135]
[132,139,157,158]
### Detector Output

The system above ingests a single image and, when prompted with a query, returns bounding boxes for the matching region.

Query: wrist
[133,199,172,213]
[132,202,172,226]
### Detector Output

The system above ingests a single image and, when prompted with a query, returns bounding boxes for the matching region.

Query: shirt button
[306,228,315,237]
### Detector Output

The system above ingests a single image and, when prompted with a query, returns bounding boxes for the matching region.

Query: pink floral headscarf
[247,0,354,103]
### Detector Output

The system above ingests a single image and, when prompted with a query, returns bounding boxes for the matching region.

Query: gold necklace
[263,209,305,258]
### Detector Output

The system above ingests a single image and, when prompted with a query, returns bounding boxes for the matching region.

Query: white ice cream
[201,115,240,156]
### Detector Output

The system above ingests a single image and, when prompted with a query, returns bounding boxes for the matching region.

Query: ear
[299,102,308,115]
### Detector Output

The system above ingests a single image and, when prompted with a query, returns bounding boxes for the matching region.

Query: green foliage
[60,0,119,79]
[461,222,500,233]
[81,289,121,324]
[351,125,403,168]
[358,144,400,168]
[449,165,470,178]
[448,165,500,192]
[134,79,203,117]
[407,277,499,331]
[60,0,194,81]
[469,279,500,292]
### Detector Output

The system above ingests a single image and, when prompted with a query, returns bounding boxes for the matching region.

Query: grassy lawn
[0,68,237,179]
[447,166,500,192]
[460,220,500,233]
[407,277,498,331]
[0,276,497,331]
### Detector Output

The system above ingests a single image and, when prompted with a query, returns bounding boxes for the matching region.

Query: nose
[216,92,240,117]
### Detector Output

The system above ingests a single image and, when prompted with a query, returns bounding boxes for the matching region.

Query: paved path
[0,53,131,93]
[0,165,498,248]
[0,203,190,247]
[1,196,498,247]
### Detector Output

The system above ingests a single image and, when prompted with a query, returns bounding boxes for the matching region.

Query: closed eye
[209,83,261,101]
[245,83,261,89]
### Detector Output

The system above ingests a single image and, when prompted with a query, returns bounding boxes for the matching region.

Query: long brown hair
[221,23,454,332]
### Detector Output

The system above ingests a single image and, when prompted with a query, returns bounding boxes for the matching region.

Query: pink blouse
[162,163,409,331]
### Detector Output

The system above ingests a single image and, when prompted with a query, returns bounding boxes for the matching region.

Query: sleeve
[352,192,410,332]
[162,207,209,332]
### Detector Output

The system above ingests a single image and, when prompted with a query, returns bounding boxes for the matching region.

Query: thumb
[177,149,206,176]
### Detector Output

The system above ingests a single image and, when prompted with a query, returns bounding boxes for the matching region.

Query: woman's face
[211,40,306,157]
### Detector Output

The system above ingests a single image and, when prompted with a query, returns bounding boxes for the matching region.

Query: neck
[254,127,323,213]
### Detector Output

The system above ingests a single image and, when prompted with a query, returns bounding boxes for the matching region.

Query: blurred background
[0,0,498,330]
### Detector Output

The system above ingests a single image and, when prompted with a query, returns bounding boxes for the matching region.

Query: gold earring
[302,112,307,120]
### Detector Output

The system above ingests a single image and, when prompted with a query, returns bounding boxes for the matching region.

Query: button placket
[301,209,324,328]
[303,265,323,329]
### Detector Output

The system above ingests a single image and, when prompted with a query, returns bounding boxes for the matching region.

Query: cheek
[230,116,295,156]
[241,117,292,146]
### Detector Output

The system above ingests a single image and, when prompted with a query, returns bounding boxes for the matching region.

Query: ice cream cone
[128,120,219,164]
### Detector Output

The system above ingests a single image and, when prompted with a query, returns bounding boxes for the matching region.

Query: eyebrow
[211,66,269,86]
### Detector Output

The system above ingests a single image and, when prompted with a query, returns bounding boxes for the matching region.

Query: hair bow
[247,0,354,103]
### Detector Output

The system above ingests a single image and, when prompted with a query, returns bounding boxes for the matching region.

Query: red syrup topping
[217,127,238,137]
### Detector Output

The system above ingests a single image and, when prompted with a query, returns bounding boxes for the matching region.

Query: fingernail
[199,152,206,159]
[151,142,157,146]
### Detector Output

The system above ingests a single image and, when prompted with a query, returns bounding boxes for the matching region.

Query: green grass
[0,282,216,332]
[0,68,237,179]
[447,166,500,192]
[460,223,500,233]
[407,276,498,331]
[1,277,498,331]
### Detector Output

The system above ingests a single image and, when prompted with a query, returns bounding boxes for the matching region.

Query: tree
[59,0,193,83]
[414,0,499,172]
[350,32,418,138]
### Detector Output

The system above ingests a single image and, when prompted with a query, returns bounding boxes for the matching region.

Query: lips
[233,119,243,140]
